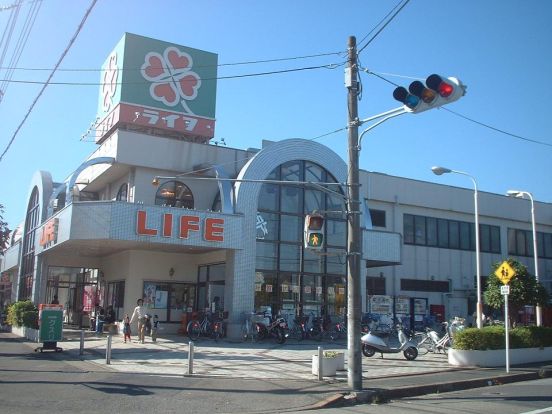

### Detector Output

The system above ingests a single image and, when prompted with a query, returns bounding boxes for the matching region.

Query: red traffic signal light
[393,74,466,113]
[306,214,324,230]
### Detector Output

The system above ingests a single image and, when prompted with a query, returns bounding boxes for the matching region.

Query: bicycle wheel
[416,339,430,356]
[187,320,201,341]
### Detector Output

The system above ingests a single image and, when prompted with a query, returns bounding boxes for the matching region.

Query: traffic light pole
[346,35,362,391]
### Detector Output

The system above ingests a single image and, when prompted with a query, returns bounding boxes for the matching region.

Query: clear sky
[0,0,551,231]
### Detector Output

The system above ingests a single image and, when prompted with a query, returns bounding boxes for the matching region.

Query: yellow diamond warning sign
[495,261,516,285]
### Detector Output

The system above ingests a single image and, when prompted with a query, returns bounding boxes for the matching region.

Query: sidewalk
[14,330,552,408]
[59,330,552,405]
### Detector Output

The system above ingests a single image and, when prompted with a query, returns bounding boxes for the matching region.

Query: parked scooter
[361,322,418,360]
[254,312,287,344]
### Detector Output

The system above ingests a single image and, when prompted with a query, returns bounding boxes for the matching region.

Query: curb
[325,368,552,406]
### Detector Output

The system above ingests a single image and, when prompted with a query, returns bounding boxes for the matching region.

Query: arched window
[155,181,194,209]
[20,187,40,300]
[116,183,128,201]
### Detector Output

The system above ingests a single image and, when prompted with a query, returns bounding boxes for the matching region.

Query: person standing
[122,314,131,343]
[130,298,147,343]
[51,295,59,305]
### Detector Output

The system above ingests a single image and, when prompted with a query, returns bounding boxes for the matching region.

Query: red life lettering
[205,218,224,242]
[162,213,173,237]
[180,216,200,239]
[136,210,157,236]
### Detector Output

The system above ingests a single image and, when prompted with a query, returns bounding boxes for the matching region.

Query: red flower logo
[141,47,201,114]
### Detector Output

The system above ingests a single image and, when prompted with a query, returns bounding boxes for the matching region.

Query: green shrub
[6,301,38,328]
[453,326,552,350]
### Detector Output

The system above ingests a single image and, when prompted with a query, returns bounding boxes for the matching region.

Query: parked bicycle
[187,311,224,342]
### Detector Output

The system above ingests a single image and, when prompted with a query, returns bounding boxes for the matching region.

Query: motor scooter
[254,312,287,344]
[361,323,418,360]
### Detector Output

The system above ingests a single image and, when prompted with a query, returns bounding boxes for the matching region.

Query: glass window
[279,243,300,272]
[516,230,526,256]
[155,181,194,209]
[326,219,346,247]
[279,272,300,307]
[460,222,471,250]
[303,249,325,274]
[326,275,346,317]
[438,219,449,248]
[256,241,278,270]
[370,209,386,228]
[480,224,491,253]
[326,248,346,275]
[304,189,325,214]
[449,221,460,249]
[404,214,414,244]
[254,272,277,312]
[414,215,426,245]
[256,212,279,241]
[116,183,128,201]
[302,274,323,308]
[543,233,552,258]
[490,226,501,254]
[426,217,437,246]
[508,228,516,255]
[258,170,279,211]
[280,214,300,242]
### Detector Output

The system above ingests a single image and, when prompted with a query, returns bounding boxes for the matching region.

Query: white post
[504,292,510,373]
[528,195,542,327]
[188,341,194,375]
[106,334,112,365]
[318,346,323,381]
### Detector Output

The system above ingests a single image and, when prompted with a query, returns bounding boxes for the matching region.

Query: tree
[484,258,549,325]
[0,204,11,252]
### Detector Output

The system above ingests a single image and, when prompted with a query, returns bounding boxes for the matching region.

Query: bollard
[79,329,85,356]
[188,341,194,375]
[106,334,112,365]
[318,346,323,381]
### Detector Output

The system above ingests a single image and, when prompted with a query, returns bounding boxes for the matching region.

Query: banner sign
[96,33,218,142]
[38,305,63,343]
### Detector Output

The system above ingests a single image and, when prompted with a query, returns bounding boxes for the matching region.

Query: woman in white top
[130,298,147,343]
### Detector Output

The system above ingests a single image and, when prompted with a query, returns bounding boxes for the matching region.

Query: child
[151,315,160,342]
[123,314,131,343]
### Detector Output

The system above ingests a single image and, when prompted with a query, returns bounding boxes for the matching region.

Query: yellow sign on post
[495,261,516,285]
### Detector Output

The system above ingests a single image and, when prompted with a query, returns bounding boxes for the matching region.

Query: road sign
[495,261,516,285]
[500,285,510,295]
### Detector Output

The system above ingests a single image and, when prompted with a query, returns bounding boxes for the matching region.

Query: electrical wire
[0,62,344,86]
[0,0,98,163]
[357,0,410,55]
[0,50,346,72]
[368,71,552,149]
[0,0,42,101]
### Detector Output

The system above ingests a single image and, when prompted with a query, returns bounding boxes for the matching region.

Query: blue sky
[1,0,551,230]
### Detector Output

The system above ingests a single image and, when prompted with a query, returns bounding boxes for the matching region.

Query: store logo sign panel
[96,33,217,142]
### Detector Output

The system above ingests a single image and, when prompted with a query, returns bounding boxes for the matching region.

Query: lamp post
[506,190,541,327]
[432,166,483,329]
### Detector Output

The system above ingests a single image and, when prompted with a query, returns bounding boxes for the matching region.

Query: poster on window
[255,283,262,292]
[395,297,410,314]
[304,286,312,294]
[338,287,345,295]
[155,290,168,309]
[82,285,95,312]
[292,285,300,293]
[144,283,156,308]
[369,295,393,314]
[265,284,273,293]
[281,284,289,293]
[315,286,322,295]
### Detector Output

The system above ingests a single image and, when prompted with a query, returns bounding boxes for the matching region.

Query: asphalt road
[0,334,333,414]
[290,377,552,414]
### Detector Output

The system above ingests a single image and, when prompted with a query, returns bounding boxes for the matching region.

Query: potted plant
[312,350,344,376]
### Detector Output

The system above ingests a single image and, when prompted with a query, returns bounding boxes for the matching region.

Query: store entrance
[46,267,100,329]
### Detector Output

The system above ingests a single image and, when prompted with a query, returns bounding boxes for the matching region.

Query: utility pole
[346,35,362,391]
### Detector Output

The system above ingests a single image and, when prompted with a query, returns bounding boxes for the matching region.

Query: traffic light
[304,214,325,250]
[393,74,466,114]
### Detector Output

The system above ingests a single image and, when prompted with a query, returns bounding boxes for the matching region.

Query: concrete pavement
[5,329,552,409]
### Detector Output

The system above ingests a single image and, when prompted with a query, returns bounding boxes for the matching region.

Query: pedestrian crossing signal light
[304,214,324,250]
[392,74,466,114]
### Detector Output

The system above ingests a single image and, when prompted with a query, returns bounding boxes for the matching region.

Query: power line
[0,0,98,163]
[0,50,346,72]
[0,62,344,86]
[357,0,410,55]
[368,71,552,149]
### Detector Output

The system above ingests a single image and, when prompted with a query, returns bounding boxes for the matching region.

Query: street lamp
[506,190,542,326]
[432,166,483,329]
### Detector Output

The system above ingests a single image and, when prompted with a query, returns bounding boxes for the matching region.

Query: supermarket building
[1,33,551,336]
